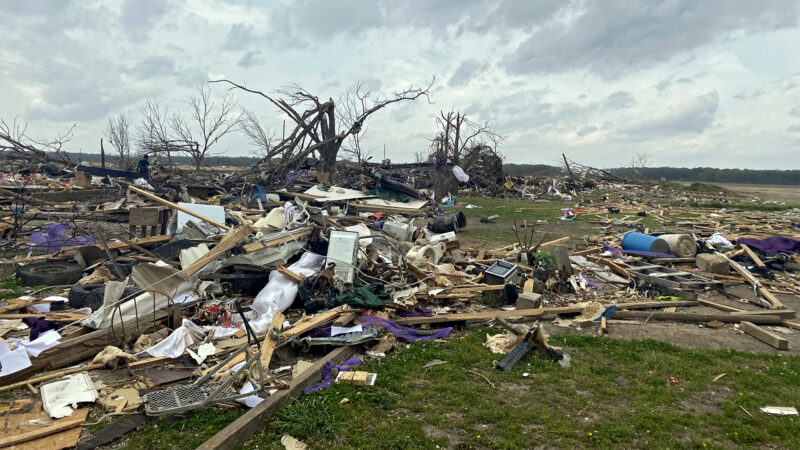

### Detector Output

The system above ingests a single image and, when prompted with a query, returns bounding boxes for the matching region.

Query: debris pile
[1,156,799,448]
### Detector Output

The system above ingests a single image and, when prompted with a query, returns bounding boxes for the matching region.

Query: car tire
[17,261,83,286]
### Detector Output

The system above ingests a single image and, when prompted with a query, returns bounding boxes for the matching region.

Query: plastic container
[622,232,670,254]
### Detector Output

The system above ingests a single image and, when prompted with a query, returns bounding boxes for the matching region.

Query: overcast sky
[2,0,800,169]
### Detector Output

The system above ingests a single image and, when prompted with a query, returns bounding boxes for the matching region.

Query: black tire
[17,261,83,286]
[68,284,142,311]
[152,239,196,261]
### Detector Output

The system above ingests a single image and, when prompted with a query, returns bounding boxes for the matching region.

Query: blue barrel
[622,232,670,254]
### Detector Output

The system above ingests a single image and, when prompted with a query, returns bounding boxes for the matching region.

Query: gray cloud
[505,1,799,78]
[224,23,257,51]
[576,125,598,137]
[790,106,800,117]
[448,60,486,87]
[603,91,635,109]
[789,124,800,133]
[238,50,263,68]
[622,92,719,137]
[119,0,173,41]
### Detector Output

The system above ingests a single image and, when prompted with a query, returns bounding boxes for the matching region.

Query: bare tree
[240,109,276,161]
[105,114,131,168]
[0,116,74,164]
[629,152,652,180]
[338,82,375,164]
[412,150,428,164]
[170,86,242,170]
[212,76,434,182]
[430,110,502,170]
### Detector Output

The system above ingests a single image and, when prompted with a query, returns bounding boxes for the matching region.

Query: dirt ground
[694,182,800,204]
[550,286,800,355]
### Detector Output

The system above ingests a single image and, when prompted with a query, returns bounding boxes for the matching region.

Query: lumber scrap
[740,244,766,268]
[610,311,783,324]
[276,265,305,283]
[241,228,312,253]
[727,256,785,309]
[0,408,88,447]
[181,225,253,277]
[396,301,700,325]
[260,311,284,370]
[740,321,789,350]
[197,346,357,450]
[128,185,230,231]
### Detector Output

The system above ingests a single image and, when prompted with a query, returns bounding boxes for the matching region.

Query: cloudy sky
[2,0,800,169]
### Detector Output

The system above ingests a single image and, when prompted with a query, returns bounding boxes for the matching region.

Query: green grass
[237,330,800,449]
[444,196,566,222]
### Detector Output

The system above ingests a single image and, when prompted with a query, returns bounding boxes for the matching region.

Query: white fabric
[144,318,205,358]
[20,329,61,357]
[248,252,326,334]
[707,232,734,248]
[452,165,469,183]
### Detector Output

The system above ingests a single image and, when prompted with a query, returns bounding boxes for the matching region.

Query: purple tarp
[358,314,452,342]
[29,222,93,254]
[737,236,800,255]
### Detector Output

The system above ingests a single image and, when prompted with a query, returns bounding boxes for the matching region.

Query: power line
[0,58,190,105]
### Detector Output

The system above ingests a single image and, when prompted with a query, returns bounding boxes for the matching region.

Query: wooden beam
[181,225,253,277]
[241,229,312,253]
[610,311,783,324]
[197,346,357,450]
[276,265,305,283]
[727,256,785,310]
[259,312,283,370]
[740,321,789,350]
[128,185,230,231]
[395,300,700,325]
[0,411,87,447]
[740,244,766,268]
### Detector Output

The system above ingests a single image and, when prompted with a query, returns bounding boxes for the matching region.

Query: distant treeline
[613,167,800,185]
[504,163,800,185]
[61,152,261,167]
[45,152,800,185]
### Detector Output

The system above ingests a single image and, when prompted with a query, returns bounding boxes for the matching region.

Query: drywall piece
[41,373,98,419]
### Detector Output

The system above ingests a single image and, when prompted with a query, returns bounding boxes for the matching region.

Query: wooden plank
[731,309,795,319]
[611,311,783,324]
[128,185,230,231]
[697,297,742,312]
[197,346,357,450]
[276,265,305,283]
[740,321,789,350]
[727,256,785,309]
[241,229,312,253]
[282,307,346,340]
[260,311,284,370]
[333,311,360,327]
[0,409,87,447]
[741,244,766,268]
[0,363,104,392]
[395,301,700,325]
[181,225,253,277]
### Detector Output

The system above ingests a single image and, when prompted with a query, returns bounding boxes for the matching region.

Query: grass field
[119,330,800,449]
